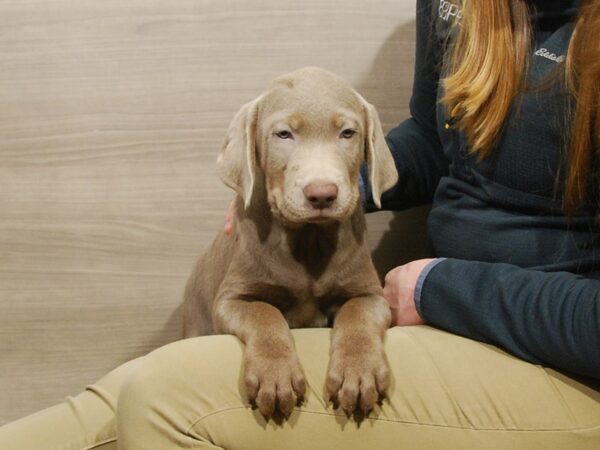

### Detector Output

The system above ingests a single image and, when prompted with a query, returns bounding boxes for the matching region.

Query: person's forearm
[361,119,448,211]
[362,0,448,212]
[419,258,600,379]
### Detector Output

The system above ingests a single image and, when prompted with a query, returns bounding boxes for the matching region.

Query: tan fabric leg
[0,357,144,450]
[116,327,600,450]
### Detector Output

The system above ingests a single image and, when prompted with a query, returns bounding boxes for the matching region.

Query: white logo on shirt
[439,0,462,23]
[534,48,565,63]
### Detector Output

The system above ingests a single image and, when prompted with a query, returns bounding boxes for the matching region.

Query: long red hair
[441,0,600,213]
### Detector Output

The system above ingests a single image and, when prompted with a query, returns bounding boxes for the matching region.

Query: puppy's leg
[183,233,236,338]
[213,297,306,419]
[326,295,391,415]
[182,281,214,337]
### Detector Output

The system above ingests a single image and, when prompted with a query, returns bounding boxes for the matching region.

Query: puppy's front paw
[244,342,306,419]
[326,336,390,416]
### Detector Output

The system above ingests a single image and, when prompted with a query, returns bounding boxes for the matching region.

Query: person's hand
[224,199,235,236]
[383,259,435,326]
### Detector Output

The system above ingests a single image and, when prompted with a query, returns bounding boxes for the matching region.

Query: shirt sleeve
[419,258,600,379]
[362,0,449,212]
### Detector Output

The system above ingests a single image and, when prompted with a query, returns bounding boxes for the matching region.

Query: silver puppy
[183,67,398,418]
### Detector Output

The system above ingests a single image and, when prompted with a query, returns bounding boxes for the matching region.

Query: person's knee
[116,336,246,424]
[116,336,248,449]
[115,353,186,449]
[116,357,161,418]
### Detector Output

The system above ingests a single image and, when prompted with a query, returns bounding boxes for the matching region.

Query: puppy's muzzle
[303,181,338,210]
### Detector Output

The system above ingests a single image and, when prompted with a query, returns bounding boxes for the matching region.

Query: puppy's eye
[340,129,356,139]
[275,130,293,140]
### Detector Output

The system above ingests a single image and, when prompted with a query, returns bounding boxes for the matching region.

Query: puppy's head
[218,67,397,224]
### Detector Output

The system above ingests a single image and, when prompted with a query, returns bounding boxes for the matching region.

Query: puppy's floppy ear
[356,93,398,208]
[217,95,263,208]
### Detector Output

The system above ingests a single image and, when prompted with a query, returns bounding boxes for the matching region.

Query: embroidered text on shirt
[534,48,565,63]
[439,0,462,23]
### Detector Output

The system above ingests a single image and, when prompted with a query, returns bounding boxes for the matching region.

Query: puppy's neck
[285,221,340,278]
[235,189,367,279]
[234,181,274,243]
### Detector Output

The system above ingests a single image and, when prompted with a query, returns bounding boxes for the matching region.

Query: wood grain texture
[0,0,427,424]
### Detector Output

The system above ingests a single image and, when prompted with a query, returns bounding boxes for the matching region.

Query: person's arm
[362,0,449,212]
[418,258,600,379]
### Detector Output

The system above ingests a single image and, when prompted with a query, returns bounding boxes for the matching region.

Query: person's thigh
[0,356,144,450]
[116,327,600,450]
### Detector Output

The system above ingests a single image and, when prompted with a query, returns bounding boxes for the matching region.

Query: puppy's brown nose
[303,182,338,209]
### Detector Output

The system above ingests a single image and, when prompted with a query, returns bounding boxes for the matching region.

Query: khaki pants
[1,327,599,449]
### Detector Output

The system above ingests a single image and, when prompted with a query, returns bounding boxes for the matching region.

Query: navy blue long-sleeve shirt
[363,0,600,379]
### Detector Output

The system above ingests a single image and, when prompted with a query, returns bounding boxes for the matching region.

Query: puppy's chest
[238,221,376,327]
[242,278,355,328]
